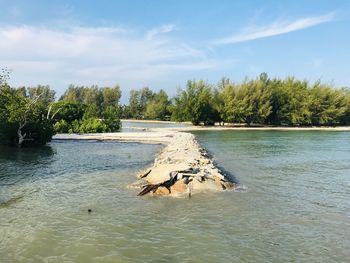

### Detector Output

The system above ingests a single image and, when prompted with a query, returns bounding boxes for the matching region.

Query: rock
[201,159,210,165]
[192,179,221,192]
[137,169,151,180]
[183,176,193,184]
[221,181,235,190]
[187,158,198,165]
[214,178,223,189]
[170,180,187,194]
[154,186,170,196]
[176,173,183,180]
[130,130,232,197]
[146,163,191,184]
[194,175,204,182]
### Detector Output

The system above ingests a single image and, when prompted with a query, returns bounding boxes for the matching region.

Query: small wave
[234,184,248,192]
[0,195,24,208]
[312,202,335,208]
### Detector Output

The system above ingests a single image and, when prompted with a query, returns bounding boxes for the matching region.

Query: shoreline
[173,126,350,132]
[121,119,192,125]
[120,119,350,131]
[53,131,175,144]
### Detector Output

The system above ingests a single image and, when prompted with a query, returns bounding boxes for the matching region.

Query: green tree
[81,86,103,113]
[52,101,85,123]
[27,85,55,107]
[170,88,190,122]
[60,84,83,102]
[340,88,350,125]
[144,89,170,120]
[171,80,219,125]
[101,86,121,110]
[83,104,100,119]
[267,77,311,125]
[128,89,140,118]
[221,84,247,123]
[127,87,156,119]
[309,83,347,125]
[103,106,121,132]
[139,87,154,115]
[0,71,55,146]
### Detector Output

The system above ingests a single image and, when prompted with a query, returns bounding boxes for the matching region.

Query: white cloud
[146,24,175,40]
[0,24,214,95]
[213,12,335,45]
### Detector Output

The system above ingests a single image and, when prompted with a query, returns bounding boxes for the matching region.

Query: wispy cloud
[0,24,214,93]
[213,12,336,45]
[146,24,175,40]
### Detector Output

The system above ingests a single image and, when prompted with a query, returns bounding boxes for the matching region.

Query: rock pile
[129,132,235,197]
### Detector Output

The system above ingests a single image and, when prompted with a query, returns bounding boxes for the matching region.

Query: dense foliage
[53,85,122,133]
[2,68,350,148]
[169,74,350,126]
[0,70,123,146]
[0,71,56,146]
[170,80,219,125]
[123,87,171,120]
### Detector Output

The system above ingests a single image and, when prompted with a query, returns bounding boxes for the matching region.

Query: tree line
[1,69,350,147]
[0,70,122,146]
[127,73,350,127]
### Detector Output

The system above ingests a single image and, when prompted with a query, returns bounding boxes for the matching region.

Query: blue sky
[0,0,349,101]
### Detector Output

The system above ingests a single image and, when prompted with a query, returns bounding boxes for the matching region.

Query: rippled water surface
[1,131,350,262]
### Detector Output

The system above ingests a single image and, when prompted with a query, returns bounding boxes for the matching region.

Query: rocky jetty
[53,129,236,197]
[130,132,235,197]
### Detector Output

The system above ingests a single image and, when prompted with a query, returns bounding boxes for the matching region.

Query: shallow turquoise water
[1,131,350,262]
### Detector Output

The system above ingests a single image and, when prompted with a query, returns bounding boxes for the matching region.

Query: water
[121,121,188,132]
[193,130,350,262]
[1,131,350,262]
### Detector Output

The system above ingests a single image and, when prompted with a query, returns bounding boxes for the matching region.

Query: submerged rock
[154,186,170,196]
[170,180,187,195]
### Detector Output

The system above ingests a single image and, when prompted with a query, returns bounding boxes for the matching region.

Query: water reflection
[0,145,55,185]
[0,145,55,162]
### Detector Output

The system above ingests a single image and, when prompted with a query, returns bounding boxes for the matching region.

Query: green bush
[54,119,69,133]
[79,118,108,133]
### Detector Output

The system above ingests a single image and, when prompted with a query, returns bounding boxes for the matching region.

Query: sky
[0,0,349,102]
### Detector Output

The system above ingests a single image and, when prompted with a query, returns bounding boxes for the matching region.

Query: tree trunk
[17,122,26,147]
